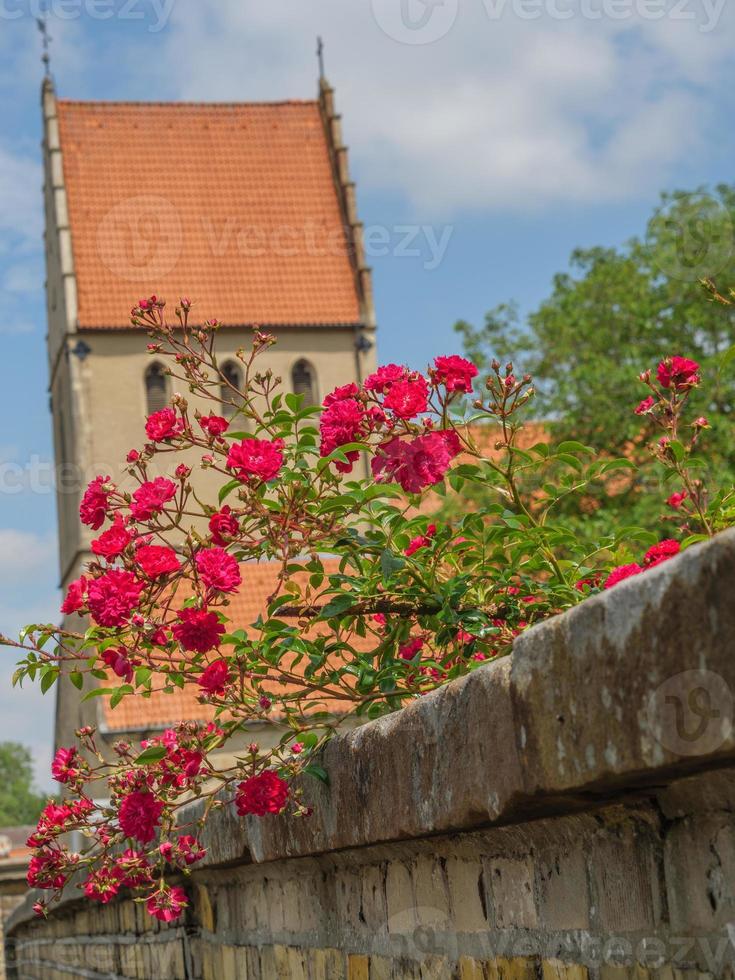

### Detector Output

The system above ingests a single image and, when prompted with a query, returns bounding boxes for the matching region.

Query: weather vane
[36,2,52,79]
[317,36,325,82]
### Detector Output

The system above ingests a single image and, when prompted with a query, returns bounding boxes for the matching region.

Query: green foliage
[454,186,735,531]
[0,742,51,826]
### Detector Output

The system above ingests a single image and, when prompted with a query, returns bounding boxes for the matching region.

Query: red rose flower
[115,849,152,889]
[160,835,207,867]
[604,563,643,590]
[195,547,241,593]
[398,636,424,660]
[199,414,229,438]
[87,570,144,628]
[209,506,239,546]
[51,747,80,784]
[404,523,437,556]
[383,375,429,419]
[61,576,87,615]
[130,477,177,522]
[635,396,655,416]
[319,398,366,472]
[136,544,181,578]
[27,851,69,890]
[363,363,407,394]
[433,355,478,394]
[145,407,183,442]
[226,438,284,483]
[197,659,231,697]
[83,866,122,904]
[80,476,112,530]
[172,607,225,653]
[91,514,133,560]
[323,382,360,407]
[100,648,138,684]
[643,539,681,567]
[235,771,289,817]
[657,356,700,390]
[667,489,688,510]
[372,431,461,493]
[146,884,188,922]
[118,790,164,844]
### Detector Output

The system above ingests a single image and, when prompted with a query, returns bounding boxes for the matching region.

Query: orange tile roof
[56,100,362,329]
[100,558,376,733]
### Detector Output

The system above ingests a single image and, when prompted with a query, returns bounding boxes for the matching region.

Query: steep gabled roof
[56,99,363,329]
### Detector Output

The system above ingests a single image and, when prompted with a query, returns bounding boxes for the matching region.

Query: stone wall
[0,872,32,980]
[7,530,735,979]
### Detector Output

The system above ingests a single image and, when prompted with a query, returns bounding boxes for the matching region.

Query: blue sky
[1,0,734,790]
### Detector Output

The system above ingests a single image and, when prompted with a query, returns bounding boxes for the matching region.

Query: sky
[0,0,734,791]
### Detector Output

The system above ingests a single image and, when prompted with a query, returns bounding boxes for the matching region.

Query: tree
[0,742,50,826]
[454,186,735,529]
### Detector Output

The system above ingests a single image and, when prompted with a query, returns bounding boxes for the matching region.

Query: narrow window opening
[145,362,168,415]
[291,359,317,405]
[221,360,243,420]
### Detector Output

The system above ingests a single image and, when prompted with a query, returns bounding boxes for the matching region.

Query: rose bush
[6,292,734,921]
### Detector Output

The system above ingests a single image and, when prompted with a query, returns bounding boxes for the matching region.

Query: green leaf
[218,478,242,504]
[135,745,168,764]
[556,440,595,456]
[110,685,134,709]
[40,667,58,695]
[380,549,405,580]
[81,686,116,703]
[69,671,84,691]
[303,763,329,784]
[320,593,357,618]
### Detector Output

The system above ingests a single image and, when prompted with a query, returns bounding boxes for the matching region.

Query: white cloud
[0,530,57,589]
[148,0,734,215]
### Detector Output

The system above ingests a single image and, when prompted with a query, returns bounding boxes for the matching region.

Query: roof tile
[56,100,362,329]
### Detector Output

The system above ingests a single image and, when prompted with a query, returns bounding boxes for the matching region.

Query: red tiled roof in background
[100,558,376,733]
[0,826,34,865]
[56,100,362,329]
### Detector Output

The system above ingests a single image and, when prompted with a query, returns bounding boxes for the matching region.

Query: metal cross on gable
[317,35,325,82]
[36,3,52,79]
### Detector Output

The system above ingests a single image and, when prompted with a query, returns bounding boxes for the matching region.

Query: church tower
[41,75,377,752]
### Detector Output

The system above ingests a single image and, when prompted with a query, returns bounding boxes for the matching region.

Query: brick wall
[7,531,735,979]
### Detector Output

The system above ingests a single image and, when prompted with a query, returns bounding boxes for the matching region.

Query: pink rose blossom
[195,547,241,594]
[227,438,284,483]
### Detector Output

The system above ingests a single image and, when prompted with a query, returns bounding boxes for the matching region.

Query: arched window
[221,360,244,420]
[145,362,168,415]
[291,359,317,405]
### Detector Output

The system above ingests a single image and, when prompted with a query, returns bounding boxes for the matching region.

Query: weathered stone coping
[8,528,735,934]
